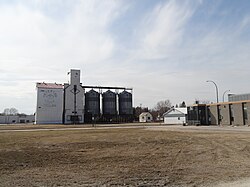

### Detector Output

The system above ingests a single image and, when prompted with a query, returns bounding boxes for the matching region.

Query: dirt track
[1,125,250,186]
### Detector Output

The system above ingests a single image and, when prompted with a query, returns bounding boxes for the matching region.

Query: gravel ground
[0,125,250,186]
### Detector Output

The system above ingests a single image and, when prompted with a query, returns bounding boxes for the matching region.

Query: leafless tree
[3,108,18,115]
[154,100,172,117]
[3,108,10,115]
[9,108,18,115]
[179,101,186,108]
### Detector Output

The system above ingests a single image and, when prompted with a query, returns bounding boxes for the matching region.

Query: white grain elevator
[63,69,85,124]
[35,83,64,124]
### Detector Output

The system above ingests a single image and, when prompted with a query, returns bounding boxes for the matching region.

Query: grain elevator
[35,69,133,124]
[63,69,85,124]
[35,83,64,124]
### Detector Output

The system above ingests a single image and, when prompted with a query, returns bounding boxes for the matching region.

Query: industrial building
[228,93,250,102]
[163,107,187,125]
[35,69,133,124]
[36,82,64,124]
[0,114,35,124]
[63,69,85,124]
[187,100,250,126]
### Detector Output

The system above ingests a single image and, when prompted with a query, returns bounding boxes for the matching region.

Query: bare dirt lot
[1,125,250,186]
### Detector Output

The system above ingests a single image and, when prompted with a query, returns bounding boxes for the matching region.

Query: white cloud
[130,0,198,61]
[0,0,124,113]
[105,0,250,108]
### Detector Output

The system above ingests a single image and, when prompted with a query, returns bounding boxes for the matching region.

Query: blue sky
[0,0,250,114]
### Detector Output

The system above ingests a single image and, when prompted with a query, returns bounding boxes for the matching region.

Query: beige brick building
[187,100,250,126]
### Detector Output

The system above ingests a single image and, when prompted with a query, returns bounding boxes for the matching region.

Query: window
[178,117,180,120]
[147,116,151,120]
[70,115,79,122]
[243,103,248,120]
[229,104,234,122]
[218,105,222,122]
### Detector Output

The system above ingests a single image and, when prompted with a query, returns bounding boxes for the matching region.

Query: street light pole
[222,90,230,102]
[206,80,219,103]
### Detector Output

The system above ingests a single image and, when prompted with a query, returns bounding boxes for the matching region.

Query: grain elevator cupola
[70,69,80,85]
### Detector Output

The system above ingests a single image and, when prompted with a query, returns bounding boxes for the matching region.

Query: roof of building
[190,104,207,107]
[139,112,152,117]
[188,100,250,107]
[103,90,116,94]
[36,82,63,89]
[208,100,250,106]
[228,93,250,97]
[163,107,187,116]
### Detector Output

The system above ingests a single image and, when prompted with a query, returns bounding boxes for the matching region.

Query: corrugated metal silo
[85,89,100,117]
[102,90,117,115]
[119,90,133,115]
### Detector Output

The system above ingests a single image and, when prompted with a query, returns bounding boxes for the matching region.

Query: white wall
[19,115,35,123]
[64,84,85,124]
[164,116,186,124]
[35,88,63,124]
[139,113,153,123]
[0,115,35,124]
[0,116,18,124]
[64,70,85,124]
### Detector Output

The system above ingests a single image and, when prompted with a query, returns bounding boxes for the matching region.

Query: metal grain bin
[102,90,117,115]
[85,89,100,117]
[118,91,133,115]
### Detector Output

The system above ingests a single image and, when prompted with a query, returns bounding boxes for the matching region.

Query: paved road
[1,124,250,133]
[147,125,250,133]
[0,125,147,133]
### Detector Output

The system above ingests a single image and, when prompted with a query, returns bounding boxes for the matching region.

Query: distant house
[163,108,187,125]
[139,112,153,123]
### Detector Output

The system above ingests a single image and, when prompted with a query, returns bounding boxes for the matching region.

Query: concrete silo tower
[63,69,85,124]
